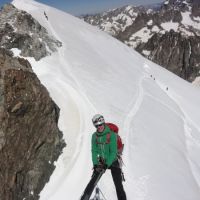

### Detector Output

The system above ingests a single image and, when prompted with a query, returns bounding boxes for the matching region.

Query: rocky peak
[162,0,200,16]
[0,4,62,61]
[0,48,65,199]
[191,0,200,16]
[163,0,191,9]
[82,5,147,36]
[82,0,200,83]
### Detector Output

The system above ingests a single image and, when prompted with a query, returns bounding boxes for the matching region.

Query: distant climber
[80,114,127,200]
[44,11,48,20]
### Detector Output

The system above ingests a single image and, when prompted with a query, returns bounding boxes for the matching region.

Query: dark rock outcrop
[0,4,62,61]
[136,31,200,81]
[191,0,200,16]
[0,48,65,200]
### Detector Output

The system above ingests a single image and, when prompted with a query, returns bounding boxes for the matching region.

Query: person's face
[96,124,105,133]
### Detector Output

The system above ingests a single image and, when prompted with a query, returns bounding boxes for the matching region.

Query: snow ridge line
[46,13,97,134]
[51,19,97,116]
[123,74,144,151]
[156,80,200,189]
[38,18,98,198]
[123,72,150,199]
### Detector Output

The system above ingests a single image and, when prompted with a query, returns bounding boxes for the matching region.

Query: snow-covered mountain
[82,0,200,83]
[3,0,200,199]
[81,5,147,36]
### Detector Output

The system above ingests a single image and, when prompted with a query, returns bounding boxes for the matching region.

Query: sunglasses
[95,124,104,128]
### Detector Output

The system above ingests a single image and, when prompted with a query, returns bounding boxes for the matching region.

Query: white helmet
[92,114,105,126]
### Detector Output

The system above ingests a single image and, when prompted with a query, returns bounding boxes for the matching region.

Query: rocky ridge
[0,3,66,200]
[0,4,62,61]
[83,0,200,82]
[0,47,65,200]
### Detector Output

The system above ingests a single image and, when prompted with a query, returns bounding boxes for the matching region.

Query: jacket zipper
[98,134,105,161]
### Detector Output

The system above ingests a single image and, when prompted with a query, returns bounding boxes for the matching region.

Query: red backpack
[106,123,124,155]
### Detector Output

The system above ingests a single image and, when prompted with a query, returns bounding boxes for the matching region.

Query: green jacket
[91,125,117,167]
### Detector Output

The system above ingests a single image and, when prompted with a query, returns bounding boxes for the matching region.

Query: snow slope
[12,0,200,199]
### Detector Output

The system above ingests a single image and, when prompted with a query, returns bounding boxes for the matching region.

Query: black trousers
[80,160,127,200]
[109,160,127,200]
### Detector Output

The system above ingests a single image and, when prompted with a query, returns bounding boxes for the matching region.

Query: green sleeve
[106,132,117,167]
[91,133,98,165]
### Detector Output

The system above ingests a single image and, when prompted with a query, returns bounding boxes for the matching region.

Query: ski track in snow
[156,80,200,189]
[36,16,99,199]
[38,78,94,199]
[121,61,200,198]
[123,66,150,199]
[47,10,97,174]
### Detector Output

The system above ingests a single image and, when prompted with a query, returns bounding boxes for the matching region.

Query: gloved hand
[93,165,102,173]
[93,164,107,173]
[102,164,108,170]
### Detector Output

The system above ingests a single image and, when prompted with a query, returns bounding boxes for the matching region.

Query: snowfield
[12,0,200,200]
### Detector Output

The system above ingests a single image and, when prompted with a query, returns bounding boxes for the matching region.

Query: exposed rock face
[82,5,147,36]
[0,48,65,200]
[136,30,200,81]
[192,0,200,16]
[0,4,62,61]
[83,0,200,82]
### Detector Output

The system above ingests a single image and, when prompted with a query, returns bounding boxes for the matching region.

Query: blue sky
[0,0,163,15]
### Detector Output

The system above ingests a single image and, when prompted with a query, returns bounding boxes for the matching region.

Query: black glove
[102,164,108,170]
[93,164,98,170]
[93,164,107,173]
[93,165,101,173]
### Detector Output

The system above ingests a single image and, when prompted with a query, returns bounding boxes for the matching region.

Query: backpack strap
[96,133,111,144]
[106,133,111,143]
